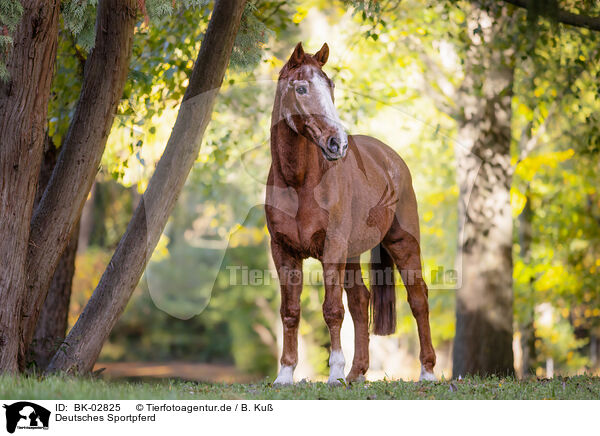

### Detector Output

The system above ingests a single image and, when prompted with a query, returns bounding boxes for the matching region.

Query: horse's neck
[270,88,328,188]
[270,120,322,189]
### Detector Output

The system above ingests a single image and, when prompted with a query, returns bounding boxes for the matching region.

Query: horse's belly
[347,230,384,258]
[346,216,389,257]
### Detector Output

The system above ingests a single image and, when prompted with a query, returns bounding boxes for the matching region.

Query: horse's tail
[370,243,396,335]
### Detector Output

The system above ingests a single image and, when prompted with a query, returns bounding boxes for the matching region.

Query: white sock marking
[273,365,294,385]
[328,349,346,384]
[419,364,436,381]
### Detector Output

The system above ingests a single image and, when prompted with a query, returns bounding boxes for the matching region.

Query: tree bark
[28,141,79,371]
[46,0,248,375]
[21,0,137,366]
[0,0,61,373]
[452,3,516,378]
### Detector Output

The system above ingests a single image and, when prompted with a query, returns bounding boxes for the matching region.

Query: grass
[1,374,600,400]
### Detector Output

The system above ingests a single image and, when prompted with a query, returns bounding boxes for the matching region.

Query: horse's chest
[267,193,328,259]
[295,202,328,256]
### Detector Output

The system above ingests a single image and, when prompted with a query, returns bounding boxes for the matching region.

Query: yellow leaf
[292,6,309,24]
[511,187,527,217]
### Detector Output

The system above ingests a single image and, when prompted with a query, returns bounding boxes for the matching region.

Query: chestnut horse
[265,42,436,384]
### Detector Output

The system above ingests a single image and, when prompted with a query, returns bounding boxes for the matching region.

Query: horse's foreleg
[322,236,348,385]
[271,241,303,385]
[345,257,370,382]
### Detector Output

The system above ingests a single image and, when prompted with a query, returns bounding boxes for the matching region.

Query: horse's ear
[288,42,304,67]
[313,43,329,66]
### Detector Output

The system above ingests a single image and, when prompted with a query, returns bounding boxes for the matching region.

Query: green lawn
[1,374,599,400]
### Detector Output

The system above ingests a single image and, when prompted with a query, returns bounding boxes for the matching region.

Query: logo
[2,402,50,434]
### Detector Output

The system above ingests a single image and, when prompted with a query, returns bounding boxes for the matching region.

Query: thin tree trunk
[46,0,247,374]
[0,0,61,373]
[22,0,137,366]
[452,3,516,378]
[28,140,79,371]
[518,188,536,377]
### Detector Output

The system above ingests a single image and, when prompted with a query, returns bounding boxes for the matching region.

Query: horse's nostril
[328,137,340,153]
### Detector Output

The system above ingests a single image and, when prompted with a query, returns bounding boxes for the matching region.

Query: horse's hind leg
[271,240,303,385]
[383,193,436,380]
[344,257,370,382]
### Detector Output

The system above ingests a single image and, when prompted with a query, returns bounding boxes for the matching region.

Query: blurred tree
[451,1,517,378]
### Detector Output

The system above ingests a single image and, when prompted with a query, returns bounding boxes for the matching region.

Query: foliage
[510,11,600,372]
[2,374,600,400]
[230,3,273,71]
[342,0,600,375]
[62,0,97,51]
[0,0,23,81]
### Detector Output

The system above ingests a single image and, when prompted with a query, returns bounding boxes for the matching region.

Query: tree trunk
[28,141,79,371]
[0,0,61,373]
[518,188,536,377]
[46,0,248,375]
[452,3,516,377]
[22,0,137,366]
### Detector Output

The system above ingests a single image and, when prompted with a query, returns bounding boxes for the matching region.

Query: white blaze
[312,72,346,144]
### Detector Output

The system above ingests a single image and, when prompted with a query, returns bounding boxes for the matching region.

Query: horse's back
[347,134,412,190]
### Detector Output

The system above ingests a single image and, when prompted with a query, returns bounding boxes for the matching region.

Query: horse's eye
[296,85,308,95]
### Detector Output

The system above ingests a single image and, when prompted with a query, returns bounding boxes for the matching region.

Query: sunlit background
[54,1,600,382]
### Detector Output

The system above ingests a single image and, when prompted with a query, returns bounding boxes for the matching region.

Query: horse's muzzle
[321,141,348,161]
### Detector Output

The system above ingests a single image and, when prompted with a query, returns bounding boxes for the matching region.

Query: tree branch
[502,0,600,32]
[516,44,600,164]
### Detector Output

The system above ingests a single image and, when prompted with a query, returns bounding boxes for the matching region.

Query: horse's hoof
[346,372,366,383]
[419,365,436,382]
[353,374,366,383]
[273,375,293,386]
[327,377,346,386]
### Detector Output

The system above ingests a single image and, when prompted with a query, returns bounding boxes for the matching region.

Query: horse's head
[278,42,348,161]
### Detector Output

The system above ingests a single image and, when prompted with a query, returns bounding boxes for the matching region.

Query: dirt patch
[93,361,259,383]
